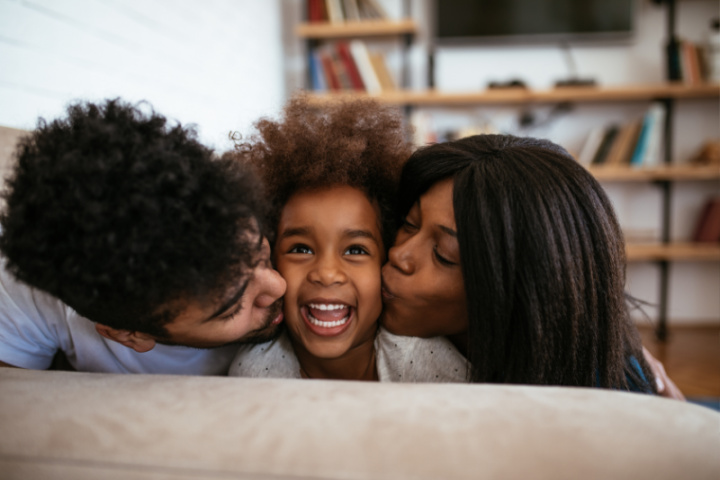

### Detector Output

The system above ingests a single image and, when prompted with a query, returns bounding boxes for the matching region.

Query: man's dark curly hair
[0,99,266,337]
[233,93,412,250]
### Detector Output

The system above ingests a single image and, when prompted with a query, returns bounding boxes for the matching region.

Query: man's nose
[254,266,287,308]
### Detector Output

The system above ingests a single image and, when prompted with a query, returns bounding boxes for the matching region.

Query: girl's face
[274,186,384,360]
[380,178,469,338]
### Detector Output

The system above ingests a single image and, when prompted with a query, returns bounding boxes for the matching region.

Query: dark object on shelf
[693,197,720,243]
[554,78,597,88]
[487,79,527,89]
[435,0,634,44]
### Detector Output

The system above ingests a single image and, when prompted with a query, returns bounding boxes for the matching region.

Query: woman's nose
[388,240,415,275]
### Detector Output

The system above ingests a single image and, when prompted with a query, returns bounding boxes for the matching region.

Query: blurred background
[0,0,718,399]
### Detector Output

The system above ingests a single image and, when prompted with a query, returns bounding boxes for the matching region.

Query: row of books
[669,38,712,85]
[577,102,665,167]
[309,41,395,93]
[307,0,388,23]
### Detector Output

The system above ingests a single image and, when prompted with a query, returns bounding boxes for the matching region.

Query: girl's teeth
[307,313,349,328]
[308,303,346,311]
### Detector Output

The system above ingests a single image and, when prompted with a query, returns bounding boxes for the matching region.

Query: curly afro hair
[0,99,266,337]
[233,93,412,250]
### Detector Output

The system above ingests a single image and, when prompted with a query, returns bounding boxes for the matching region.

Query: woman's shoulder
[375,328,469,383]
[227,330,301,378]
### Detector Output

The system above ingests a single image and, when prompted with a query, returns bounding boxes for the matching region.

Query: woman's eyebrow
[438,225,457,237]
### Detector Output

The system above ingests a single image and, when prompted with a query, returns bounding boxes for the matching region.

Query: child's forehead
[280,187,382,232]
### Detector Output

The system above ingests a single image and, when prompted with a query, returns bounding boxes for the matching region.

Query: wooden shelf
[588,164,720,181]
[296,20,417,39]
[305,82,720,105]
[626,243,720,262]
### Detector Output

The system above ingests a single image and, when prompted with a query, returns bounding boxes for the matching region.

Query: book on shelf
[308,41,393,93]
[309,50,328,91]
[577,125,606,166]
[669,38,710,84]
[307,0,388,23]
[318,48,342,90]
[590,125,620,166]
[604,120,642,166]
[692,196,720,242]
[349,40,382,94]
[629,102,665,167]
[325,0,344,23]
[336,42,365,90]
[342,0,361,21]
[369,51,396,90]
[308,0,328,22]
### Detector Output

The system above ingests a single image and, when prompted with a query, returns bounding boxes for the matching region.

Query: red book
[335,42,365,91]
[319,50,341,90]
[692,197,720,242]
[308,0,326,22]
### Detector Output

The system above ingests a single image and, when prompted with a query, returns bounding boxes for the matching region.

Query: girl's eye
[433,246,457,266]
[345,245,369,256]
[288,244,313,255]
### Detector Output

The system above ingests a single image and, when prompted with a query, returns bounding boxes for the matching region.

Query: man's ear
[95,324,157,353]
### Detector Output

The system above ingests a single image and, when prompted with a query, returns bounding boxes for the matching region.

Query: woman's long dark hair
[398,134,655,391]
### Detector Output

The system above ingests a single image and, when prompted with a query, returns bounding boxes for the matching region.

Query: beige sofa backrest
[1,369,718,479]
[0,126,28,208]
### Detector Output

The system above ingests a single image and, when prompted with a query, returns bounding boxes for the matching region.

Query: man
[0,99,286,374]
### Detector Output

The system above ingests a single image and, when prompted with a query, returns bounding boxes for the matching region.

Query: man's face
[158,237,287,348]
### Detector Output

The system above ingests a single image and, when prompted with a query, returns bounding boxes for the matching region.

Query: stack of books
[309,41,395,93]
[577,102,666,168]
[307,0,388,23]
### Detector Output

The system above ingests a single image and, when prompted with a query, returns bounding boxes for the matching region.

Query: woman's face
[380,178,469,338]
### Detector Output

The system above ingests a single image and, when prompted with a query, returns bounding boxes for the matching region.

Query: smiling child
[227,95,468,381]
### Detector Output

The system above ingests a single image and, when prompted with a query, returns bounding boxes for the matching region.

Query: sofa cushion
[1,368,718,479]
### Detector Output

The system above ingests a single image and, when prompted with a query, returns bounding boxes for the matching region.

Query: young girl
[228,95,468,381]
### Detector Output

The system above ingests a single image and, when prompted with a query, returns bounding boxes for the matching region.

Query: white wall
[0,0,285,151]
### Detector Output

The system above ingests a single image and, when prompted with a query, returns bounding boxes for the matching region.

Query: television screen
[435,0,635,44]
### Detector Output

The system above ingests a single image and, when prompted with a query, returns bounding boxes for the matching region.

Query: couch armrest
[1,368,717,479]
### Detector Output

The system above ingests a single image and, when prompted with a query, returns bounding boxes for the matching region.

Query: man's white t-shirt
[0,258,237,374]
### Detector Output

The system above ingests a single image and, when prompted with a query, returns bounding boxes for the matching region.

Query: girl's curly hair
[233,93,412,250]
[0,99,266,337]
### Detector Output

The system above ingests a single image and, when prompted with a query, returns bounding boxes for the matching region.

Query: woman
[381,134,667,392]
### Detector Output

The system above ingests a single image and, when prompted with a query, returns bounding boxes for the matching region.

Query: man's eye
[288,244,313,254]
[344,245,369,256]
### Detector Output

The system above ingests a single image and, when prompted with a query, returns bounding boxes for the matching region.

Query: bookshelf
[304,82,720,105]
[296,19,416,38]
[296,2,720,340]
[297,2,417,94]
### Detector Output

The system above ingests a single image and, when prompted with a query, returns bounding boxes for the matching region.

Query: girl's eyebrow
[343,228,379,243]
[278,226,311,240]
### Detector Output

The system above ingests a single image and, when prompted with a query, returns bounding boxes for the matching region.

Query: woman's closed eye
[433,246,457,266]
